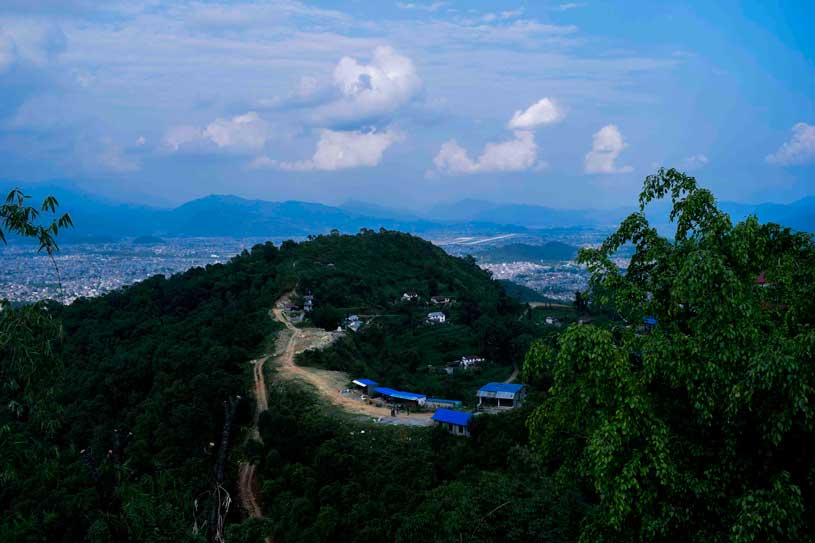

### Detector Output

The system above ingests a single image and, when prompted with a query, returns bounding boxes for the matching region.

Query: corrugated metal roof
[432,408,472,426]
[427,398,462,406]
[643,316,657,325]
[373,387,426,401]
[477,382,526,400]
[478,382,525,394]
[352,378,378,387]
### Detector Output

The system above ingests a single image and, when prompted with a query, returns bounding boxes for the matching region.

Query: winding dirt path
[504,363,519,384]
[238,293,432,529]
[237,356,270,522]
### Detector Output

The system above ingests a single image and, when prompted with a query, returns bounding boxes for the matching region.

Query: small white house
[345,314,362,332]
[402,292,420,302]
[427,311,446,324]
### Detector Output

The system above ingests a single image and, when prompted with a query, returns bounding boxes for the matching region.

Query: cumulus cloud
[313,46,422,126]
[584,124,632,174]
[766,122,815,166]
[679,153,708,171]
[507,98,563,129]
[433,130,543,174]
[433,97,559,175]
[269,128,402,171]
[164,112,271,152]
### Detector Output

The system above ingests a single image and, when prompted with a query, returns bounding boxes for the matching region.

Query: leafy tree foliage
[242,381,585,543]
[528,169,815,542]
[1,228,549,542]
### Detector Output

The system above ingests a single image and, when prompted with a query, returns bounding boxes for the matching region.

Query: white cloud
[272,128,402,171]
[395,2,447,12]
[433,130,543,174]
[313,46,422,126]
[204,112,270,150]
[584,124,632,174]
[766,122,815,166]
[679,153,708,171]
[507,98,564,129]
[163,112,271,153]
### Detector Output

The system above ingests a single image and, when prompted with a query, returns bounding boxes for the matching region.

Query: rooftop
[432,408,472,426]
[374,387,426,401]
[478,382,526,394]
[352,378,378,387]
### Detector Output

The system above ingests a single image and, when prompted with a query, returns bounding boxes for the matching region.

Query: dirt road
[272,294,433,422]
[237,356,269,521]
[238,293,432,526]
[504,363,519,384]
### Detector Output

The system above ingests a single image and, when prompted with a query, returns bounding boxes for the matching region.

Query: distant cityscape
[0,238,272,304]
[0,233,620,304]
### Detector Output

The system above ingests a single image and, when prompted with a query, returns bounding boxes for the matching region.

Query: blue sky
[0,0,813,209]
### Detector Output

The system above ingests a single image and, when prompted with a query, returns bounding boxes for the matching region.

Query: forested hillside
[2,242,285,542]
[1,229,538,542]
[4,169,815,543]
[290,230,533,399]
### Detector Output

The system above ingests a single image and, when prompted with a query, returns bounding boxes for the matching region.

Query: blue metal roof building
[476,382,527,409]
[373,387,427,405]
[432,408,472,436]
[352,378,378,388]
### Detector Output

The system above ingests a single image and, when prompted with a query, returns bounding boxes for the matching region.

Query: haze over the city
[1,1,813,209]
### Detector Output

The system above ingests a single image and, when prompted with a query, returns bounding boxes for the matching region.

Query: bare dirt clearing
[272,294,432,424]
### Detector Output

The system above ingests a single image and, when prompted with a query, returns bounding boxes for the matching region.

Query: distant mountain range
[7,183,815,242]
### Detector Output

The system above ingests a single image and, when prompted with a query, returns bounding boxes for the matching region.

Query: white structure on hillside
[459,356,485,369]
[427,311,446,324]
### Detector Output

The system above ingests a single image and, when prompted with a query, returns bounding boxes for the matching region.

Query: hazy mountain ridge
[9,184,815,241]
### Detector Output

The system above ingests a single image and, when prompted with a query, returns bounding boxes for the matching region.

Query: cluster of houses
[351,377,528,438]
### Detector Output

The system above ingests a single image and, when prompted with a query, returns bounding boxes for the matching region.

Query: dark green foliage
[293,231,532,401]
[250,381,585,543]
[497,279,557,303]
[2,229,549,542]
[2,242,284,542]
[528,169,815,542]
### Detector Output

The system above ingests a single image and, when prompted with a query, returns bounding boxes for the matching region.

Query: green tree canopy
[528,169,815,542]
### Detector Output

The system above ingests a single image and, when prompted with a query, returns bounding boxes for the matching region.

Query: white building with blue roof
[476,382,527,409]
[373,387,427,406]
[432,408,472,437]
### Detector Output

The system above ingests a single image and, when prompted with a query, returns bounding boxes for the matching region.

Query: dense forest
[3,168,815,542]
[0,221,539,542]
[290,230,534,400]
